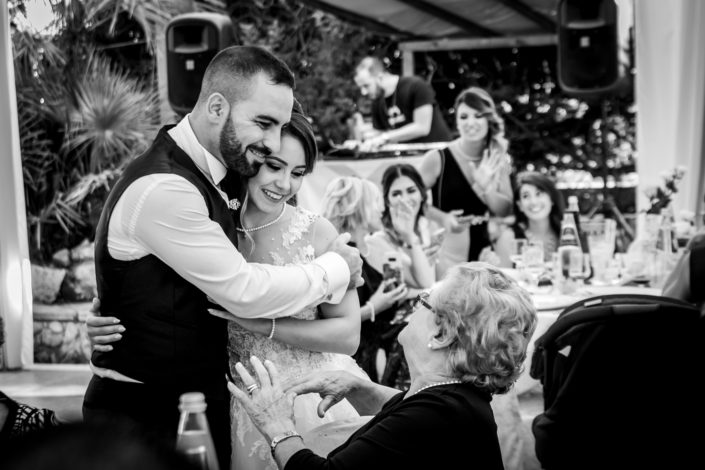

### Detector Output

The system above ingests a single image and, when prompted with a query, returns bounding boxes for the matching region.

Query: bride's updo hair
[322,176,383,235]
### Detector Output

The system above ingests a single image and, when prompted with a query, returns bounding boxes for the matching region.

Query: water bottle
[557,212,585,280]
[175,392,220,470]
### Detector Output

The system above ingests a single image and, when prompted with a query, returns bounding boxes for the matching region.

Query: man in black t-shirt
[354,57,451,149]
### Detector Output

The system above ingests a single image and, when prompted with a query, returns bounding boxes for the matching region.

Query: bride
[87,111,368,470]
[217,111,366,469]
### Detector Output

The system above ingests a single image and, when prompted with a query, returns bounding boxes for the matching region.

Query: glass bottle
[566,195,590,254]
[557,212,585,281]
[175,392,220,470]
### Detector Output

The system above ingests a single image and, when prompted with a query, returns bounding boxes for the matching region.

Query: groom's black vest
[93,126,238,395]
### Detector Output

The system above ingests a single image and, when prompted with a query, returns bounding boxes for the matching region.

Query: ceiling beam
[399,34,557,52]
[396,0,501,37]
[493,0,557,32]
[298,0,419,38]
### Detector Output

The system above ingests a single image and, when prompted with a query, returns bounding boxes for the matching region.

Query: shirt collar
[167,114,228,187]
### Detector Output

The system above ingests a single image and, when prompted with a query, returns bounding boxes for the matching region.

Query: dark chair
[530,294,704,469]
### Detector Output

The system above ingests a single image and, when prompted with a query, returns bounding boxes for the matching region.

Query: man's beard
[219,115,260,177]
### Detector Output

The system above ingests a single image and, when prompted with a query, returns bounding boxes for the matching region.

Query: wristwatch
[270,430,302,454]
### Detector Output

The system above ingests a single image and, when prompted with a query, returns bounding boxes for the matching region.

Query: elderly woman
[228,262,537,469]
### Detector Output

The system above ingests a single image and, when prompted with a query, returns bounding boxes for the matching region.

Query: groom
[83,45,362,469]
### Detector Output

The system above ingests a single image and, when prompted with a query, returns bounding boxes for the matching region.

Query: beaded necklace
[411,380,462,396]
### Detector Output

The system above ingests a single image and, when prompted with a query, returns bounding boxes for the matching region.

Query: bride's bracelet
[268,318,276,339]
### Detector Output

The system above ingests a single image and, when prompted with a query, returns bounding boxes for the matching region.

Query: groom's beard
[219,115,262,177]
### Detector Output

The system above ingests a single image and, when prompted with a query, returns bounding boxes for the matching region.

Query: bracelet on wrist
[270,430,303,455]
[268,318,276,339]
[366,301,376,322]
[400,236,421,249]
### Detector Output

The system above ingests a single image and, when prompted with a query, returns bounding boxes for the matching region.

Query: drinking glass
[510,239,527,268]
[523,240,545,291]
[589,242,612,285]
[603,254,624,285]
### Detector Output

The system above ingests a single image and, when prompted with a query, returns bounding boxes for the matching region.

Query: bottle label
[560,227,580,247]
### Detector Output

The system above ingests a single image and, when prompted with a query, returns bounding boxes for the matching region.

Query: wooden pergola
[302,0,559,74]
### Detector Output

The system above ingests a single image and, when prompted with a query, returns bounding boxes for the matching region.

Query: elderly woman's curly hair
[431,262,537,394]
[321,176,383,235]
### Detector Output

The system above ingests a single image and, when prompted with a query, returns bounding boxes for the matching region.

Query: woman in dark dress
[227,262,537,470]
[420,87,513,275]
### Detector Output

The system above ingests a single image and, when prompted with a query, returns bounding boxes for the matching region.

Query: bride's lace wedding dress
[227,206,368,470]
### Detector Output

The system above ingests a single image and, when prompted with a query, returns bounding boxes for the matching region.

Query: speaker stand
[585,98,635,243]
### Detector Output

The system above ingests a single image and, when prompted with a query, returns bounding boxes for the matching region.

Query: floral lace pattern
[228,206,363,470]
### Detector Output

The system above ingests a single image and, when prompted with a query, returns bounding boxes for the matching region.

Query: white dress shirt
[92,115,349,382]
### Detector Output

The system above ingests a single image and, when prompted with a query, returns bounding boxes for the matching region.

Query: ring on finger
[246,383,259,394]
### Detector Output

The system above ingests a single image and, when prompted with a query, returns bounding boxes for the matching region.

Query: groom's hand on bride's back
[329,233,364,289]
[86,297,124,352]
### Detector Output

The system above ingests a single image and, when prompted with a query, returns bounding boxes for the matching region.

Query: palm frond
[63,53,160,172]
[63,168,121,207]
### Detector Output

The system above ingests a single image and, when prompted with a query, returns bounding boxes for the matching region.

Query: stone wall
[33,302,92,364]
[31,239,97,364]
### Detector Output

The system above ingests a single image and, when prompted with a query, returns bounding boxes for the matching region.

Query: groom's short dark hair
[197,45,295,104]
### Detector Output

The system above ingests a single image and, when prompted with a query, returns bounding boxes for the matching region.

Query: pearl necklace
[237,205,286,233]
[411,380,462,396]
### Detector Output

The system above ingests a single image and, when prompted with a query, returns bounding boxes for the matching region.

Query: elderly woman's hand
[286,370,360,418]
[227,357,297,441]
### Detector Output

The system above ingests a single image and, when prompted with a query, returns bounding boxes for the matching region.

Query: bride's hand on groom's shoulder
[328,233,364,290]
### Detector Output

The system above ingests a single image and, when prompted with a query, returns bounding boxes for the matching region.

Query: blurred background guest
[365,163,438,389]
[226,262,537,470]
[420,87,513,276]
[661,231,705,309]
[0,392,61,448]
[321,176,408,383]
[1,419,195,470]
[492,171,565,268]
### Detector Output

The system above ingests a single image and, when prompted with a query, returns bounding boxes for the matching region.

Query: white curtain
[635,0,705,224]
[0,6,34,368]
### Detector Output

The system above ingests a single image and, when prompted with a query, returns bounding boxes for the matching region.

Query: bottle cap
[179,392,207,413]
